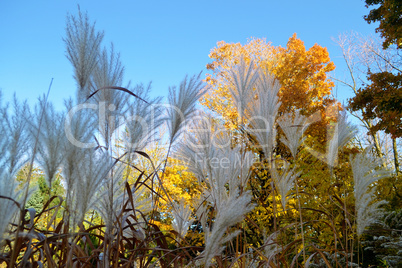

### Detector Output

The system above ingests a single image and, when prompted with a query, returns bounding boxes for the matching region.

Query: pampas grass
[64,8,104,98]
[1,9,397,268]
[202,189,255,267]
[228,58,259,121]
[31,100,65,189]
[327,110,357,169]
[246,71,281,159]
[0,94,32,245]
[0,171,23,244]
[123,84,163,155]
[172,199,194,240]
[271,162,300,209]
[351,147,390,236]
[70,150,112,226]
[1,96,30,176]
[278,110,310,159]
[166,74,205,145]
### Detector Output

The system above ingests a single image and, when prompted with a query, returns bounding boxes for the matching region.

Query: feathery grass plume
[123,83,163,156]
[89,43,130,147]
[0,175,16,243]
[90,43,125,95]
[228,57,259,121]
[202,189,255,267]
[178,121,229,207]
[0,95,30,176]
[172,199,194,240]
[327,110,357,169]
[246,71,281,159]
[128,186,153,215]
[174,114,217,181]
[211,129,255,194]
[0,171,23,245]
[0,94,32,244]
[271,161,300,209]
[350,147,390,236]
[121,186,153,218]
[166,74,205,145]
[95,164,126,234]
[64,8,104,100]
[62,99,97,209]
[30,99,65,188]
[175,115,255,207]
[69,150,112,226]
[278,110,310,159]
[226,148,255,192]
[174,115,255,266]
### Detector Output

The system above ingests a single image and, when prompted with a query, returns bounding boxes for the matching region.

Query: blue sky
[0,0,378,109]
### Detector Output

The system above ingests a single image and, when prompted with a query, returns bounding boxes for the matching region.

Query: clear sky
[0,0,378,109]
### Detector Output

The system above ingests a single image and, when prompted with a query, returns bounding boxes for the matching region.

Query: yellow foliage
[160,160,202,208]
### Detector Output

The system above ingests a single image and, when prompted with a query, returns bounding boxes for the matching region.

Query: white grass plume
[62,99,97,208]
[202,189,255,267]
[350,147,390,236]
[166,74,205,145]
[95,165,126,233]
[119,187,152,241]
[246,71,281,159]
[90,43,125,96]
[228,57,259,121]
[0,94,32,244]
[263,231,280,265]
[90,43,129,147]
[173,114,216,181]
[174,116,256,266]
[31,99,65,189]
[0,96,30,176]
[0,171,22,244]
[175,117,255,208]
[278,110,310,159]
[172,199,194,240]
[123,84,163,156]
[64,8,104,99]
[69,150,112,226]
[271,161,300,209]
[327,110,357,169]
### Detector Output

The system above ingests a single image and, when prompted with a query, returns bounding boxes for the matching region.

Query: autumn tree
[338,32,401,177]
[336,30,402,266]
[360,0,402,176]
[203,34,339,143]
[364,0,402,48]
[349,71,402,139]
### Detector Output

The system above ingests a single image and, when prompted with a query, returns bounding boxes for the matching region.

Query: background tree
[336,32,401,177]
[349,71,402,140]
[24,176,65,229]
[360,1,402,177]
[364,0,402,48]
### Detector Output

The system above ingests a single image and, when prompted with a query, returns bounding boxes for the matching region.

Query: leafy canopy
[202,34,338,141]
[349,71,402,138]
[364,0,402,48]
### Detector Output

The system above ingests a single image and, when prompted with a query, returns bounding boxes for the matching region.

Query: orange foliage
[202,34,340,140]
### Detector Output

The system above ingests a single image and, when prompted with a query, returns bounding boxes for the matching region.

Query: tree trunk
[392,138,400,176]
